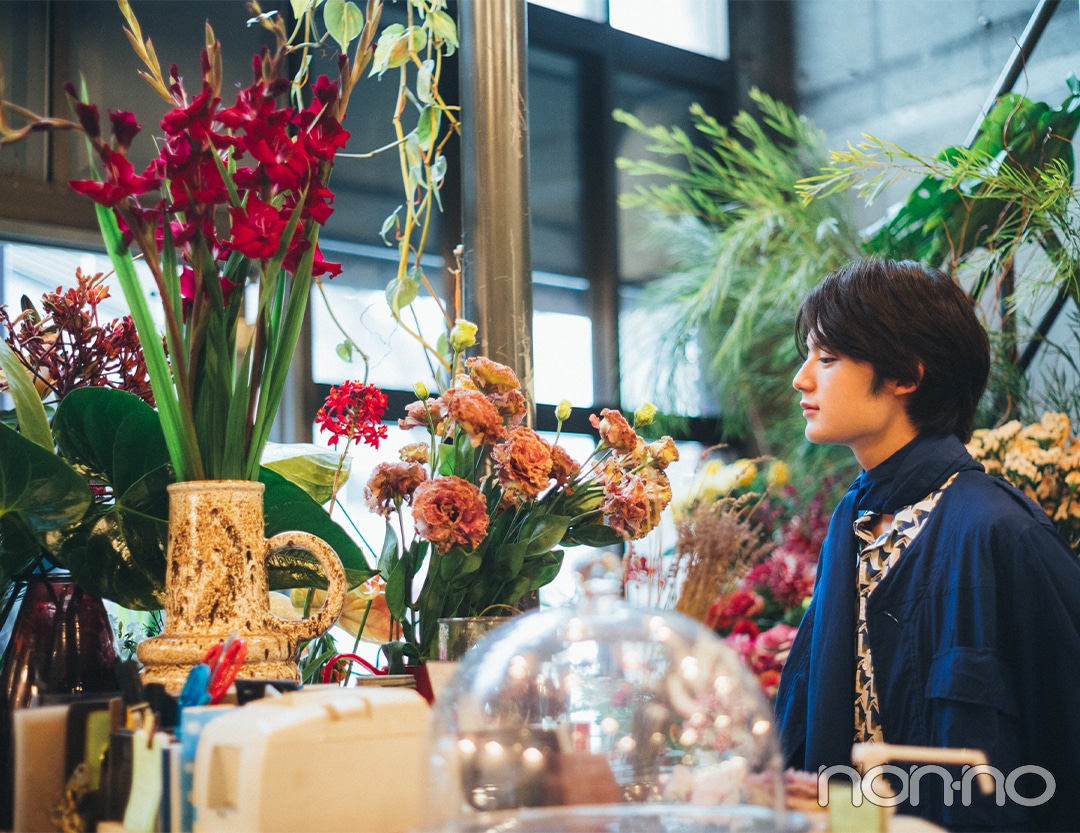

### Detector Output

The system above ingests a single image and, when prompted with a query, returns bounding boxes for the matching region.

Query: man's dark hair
[795,258,990,442]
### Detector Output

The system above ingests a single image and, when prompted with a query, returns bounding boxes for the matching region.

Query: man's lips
[800,401,817,416]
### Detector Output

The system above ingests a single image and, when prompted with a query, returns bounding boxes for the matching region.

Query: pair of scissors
[178,632,248,709]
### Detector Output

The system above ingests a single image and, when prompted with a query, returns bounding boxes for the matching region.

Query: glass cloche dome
[423,587,808,833]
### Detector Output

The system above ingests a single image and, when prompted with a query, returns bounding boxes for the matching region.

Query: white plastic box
[191,686,430,832]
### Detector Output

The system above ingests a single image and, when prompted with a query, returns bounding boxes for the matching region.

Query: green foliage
[615,88,860,475]
[617,79,1080,468]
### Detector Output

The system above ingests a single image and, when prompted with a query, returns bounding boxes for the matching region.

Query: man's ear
[895,363,924,397]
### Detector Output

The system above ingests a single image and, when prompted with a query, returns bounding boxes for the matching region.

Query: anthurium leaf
[261,467,371,589]
[51,502,166,610]
[53,387,170,493]
[323,0,363,52]
[0,421,92,541]
[261,441,349,504]
[0,339,52,450]
[0,514,44,585]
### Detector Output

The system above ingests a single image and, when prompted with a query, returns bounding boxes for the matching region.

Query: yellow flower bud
[449,318,478,352]
[634,402,658,428]
[556,399,573,422]
[413,381,430,400]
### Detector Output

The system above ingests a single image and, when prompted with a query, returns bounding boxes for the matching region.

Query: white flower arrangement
[967,412,1080,551]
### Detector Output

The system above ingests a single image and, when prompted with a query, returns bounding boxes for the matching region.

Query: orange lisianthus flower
[492,427,555,503]
[364,461,427,519]
[412,476,490,553]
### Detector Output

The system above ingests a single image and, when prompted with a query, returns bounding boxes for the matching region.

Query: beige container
[191,686,430,832]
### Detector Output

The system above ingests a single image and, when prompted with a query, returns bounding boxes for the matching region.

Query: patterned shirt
[853,473,959,744]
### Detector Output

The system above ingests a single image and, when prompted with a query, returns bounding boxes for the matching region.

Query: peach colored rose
[364,461,427,518]
[412,476,490,553]
[398,397,442,432]
[466,356,521,394]
[549,443,580,487]
[589,408,639,455]
[492,427,555,503]
[446,388,507,447]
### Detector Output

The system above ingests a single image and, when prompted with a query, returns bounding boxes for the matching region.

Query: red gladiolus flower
[70,146,160,208]
[315,381,389,450]
[228,196,290,260]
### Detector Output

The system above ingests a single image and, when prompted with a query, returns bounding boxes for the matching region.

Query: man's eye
[819,355,836,365]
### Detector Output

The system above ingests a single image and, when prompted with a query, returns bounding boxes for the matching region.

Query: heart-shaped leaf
[323,0,364,51]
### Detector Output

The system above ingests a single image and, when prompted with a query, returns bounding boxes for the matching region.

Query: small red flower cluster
[0,268,152,405]
[67,53,349,312]
[315,381,389,450]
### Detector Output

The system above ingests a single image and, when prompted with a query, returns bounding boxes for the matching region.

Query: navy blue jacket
[775,435,1080,831]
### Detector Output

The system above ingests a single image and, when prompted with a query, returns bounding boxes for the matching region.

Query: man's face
[792,339,918,470]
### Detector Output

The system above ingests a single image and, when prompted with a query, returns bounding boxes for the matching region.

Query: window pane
[613,72,714,415]
[310,241,447,391]
[0,3,49,177]
[1,241,163,328]
[529,49,584,279]
[527,0,607,22]
[528,48,595,407]
[609,0,729,60]
[533,273,594,407]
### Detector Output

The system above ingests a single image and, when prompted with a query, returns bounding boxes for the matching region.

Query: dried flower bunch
[0,269,151,405]
[361,351,678,664]
[967,411,1080,551]
[625,453,828,700]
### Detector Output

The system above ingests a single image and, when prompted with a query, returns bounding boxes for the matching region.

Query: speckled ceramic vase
[138,480,347,693]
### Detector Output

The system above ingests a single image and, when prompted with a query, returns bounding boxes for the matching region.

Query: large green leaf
[0,421,92,584]
[261,467,371,590]
[261,442,350,505]
[51,388,171,607]
[53,387,170,492]
[0,421,92,540]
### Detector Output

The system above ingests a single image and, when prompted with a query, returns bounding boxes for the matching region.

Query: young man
[775,258,1080,832]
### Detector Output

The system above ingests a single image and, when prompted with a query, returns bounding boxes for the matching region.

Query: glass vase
[0,571,120,830]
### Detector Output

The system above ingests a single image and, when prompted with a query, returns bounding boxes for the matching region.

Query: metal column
[458,0,535,418]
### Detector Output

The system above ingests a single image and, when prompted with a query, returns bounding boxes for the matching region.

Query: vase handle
[264,532,347,642]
